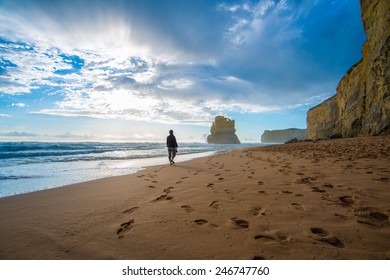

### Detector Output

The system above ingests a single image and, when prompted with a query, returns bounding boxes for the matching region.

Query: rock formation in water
[261,128,307,144]
[306,0,389,139]
[207,116,241,144]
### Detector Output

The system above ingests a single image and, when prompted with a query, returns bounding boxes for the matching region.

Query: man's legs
[171,148,176,164]
[168,147,176,165]
[168,148,172,164]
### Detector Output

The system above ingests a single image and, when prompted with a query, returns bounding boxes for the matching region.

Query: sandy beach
[0,136,389,260]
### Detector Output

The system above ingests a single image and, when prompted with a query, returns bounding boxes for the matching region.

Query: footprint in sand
[117,219,134,238]
[231,218,249,229]
[163,187,174,193]
[194,219,208,225]
[207,183,214,187]
[153,194,167,201]
[354,207,389,227]
[373,177,390,182]
[153,194,173,201]
[181,205,194,213]
[296,176,318,184]
[323,183,334,188]
[194,219,219,228]
[309,227,344,248]
[254,231,289,242]
[209,201,219,209]
[249,206,262,216]
[335,213,347,220]
[296,177,310,184]
[282,190,293,194]
[122,206,139,214]
[253,256,266,260]
[311,186,326,193]
[254,234,277,241]
[338,195,355,206]
[291,203,305,211]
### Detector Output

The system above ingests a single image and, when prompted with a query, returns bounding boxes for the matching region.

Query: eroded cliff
[207,116,241,144]
[261,128,307,144]
[306,0,389,139]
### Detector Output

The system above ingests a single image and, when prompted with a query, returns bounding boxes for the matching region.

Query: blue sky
[0,0,365,142]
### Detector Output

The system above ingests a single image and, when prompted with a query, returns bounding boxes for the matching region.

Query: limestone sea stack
[306,0,389,139]
[261,128,307,144]
[207,116,241,144]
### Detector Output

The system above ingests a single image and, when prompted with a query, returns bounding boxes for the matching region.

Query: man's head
[169,130,174,135]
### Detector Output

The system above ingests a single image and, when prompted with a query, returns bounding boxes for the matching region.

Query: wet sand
[0,136,389,259]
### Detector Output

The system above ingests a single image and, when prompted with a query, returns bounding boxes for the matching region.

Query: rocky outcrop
[207,116,241,144]
[306,0,389,139]
[261,128,307,144]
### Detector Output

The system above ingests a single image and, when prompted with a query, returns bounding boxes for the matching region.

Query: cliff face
[207,116,241,144]
[306,0,390,139]
[261,128,307,144]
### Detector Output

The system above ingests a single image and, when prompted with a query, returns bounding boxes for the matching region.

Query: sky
[0,0,366,143]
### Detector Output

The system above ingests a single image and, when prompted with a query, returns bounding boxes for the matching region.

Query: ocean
[0,142,262,198]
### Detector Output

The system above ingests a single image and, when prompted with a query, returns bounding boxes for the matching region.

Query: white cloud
[253,0,275,17]
[158,78,193,90]
[0,40,80,94]
[222,0,303,46]
[217,3,241,13]
[36,92,214,126]
[201,99,308,114]
[0,131,38,137]
[11,103,27,107]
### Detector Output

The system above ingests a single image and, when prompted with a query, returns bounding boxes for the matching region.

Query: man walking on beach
[167,130,178,165]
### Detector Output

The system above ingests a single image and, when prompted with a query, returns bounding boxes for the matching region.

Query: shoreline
[0,150,219,199]
[0,147,247,200]
[0,144,258,198]
[0,136,389,259]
